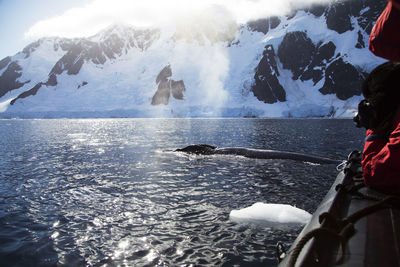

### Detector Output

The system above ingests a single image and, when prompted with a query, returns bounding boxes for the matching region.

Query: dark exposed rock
[261,0,387,102]
[86,44,107,65]
[50,40,108,76]
[57,39,75,52]
[151,82,170,105]
[229,40,240,47]
[247,17,281,34]
[252,0,386,103]
[270,17,281,29]
[46,74,57,86]
[156,65,172,84]
[338,0,363,18]
[0,62,28,98]
[306,4,327,17]
[286,10,297,20]
[68,61,84,76]
[49,28,160,77]
[251,45,286,104]
[319,58,364,100]
[294,0,385,35]
[356,0,387,33]
[0,56,11,71]
[301,41,336,84]
[303,0,384,36]
[171,80,185,100]
[5,26,161,105]
[247,19,269,34]
[278,31,315,80]
[152,65,186,105]
[10,82,43,105]
[2,1,388,112]
[11,78,87,106]
[50,44,85,76]
[325,1,354,34]
[251,5,373,102]
[356,31,365,49]
[102,33,125,58]
[77,81,88,89]
[301,68,323,85]
[99,26,160,52]
[312,41,336,66]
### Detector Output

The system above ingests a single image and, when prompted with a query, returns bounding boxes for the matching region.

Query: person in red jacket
[357,0,400,194]
[369,0,400,62]
[354,62,400,194]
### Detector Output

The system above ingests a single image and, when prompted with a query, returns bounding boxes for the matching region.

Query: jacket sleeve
[392,0,400,10]
[362,109,400,195]
[369,0,400,62]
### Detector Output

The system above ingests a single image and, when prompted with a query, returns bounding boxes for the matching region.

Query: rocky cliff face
[248,0,386,106]
[252,45,286,104]
[0,60,28,98]
[2,25,160,106]
[247,17,281,35]
[151,65,186,105]
[0,0,388,118]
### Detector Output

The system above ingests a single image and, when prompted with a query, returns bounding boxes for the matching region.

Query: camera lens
[354,100,373,129]
[353,113,361,128]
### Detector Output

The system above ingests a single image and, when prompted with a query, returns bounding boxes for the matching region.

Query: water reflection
[0,119,364,266]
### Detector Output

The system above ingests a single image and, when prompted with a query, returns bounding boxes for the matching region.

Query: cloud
[25,0,333,39]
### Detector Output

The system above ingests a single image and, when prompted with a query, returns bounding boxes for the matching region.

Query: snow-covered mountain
[0,0,387,118]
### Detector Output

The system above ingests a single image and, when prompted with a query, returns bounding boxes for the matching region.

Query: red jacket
[362,106,400,194]
[369,0,400,62]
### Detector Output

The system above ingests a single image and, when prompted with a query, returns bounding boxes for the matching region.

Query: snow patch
[0,98,13,112]
[0,6,386,118]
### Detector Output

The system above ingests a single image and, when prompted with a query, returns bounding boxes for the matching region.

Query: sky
[0,0,90,59]
[0,0,332,60]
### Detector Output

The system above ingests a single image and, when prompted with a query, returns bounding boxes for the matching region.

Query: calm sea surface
[0,118,365,266]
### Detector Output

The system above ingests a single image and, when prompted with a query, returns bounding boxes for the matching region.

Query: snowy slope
[0,0,387,118]
[246,10,386,118]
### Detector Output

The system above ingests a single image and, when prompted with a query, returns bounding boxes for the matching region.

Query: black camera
[353,100,374,129]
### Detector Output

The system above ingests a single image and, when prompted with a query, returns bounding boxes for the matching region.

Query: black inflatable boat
[277,151,400,267]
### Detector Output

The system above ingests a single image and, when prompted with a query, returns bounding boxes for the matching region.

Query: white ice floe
[229,202,311,226]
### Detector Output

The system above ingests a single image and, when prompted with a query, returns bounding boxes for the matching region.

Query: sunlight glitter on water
[0,118,365,266]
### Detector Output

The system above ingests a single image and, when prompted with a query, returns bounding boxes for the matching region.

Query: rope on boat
[283,150,400,267]
[287,196,400,267]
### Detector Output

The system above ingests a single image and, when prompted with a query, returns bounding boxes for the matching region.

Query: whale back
[175,144,217,155]
[176,144,340,164]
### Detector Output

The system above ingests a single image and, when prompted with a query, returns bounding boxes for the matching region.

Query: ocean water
[0,118,365,266]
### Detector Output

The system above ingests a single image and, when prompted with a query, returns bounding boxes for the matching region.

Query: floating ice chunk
[229,202,311,226]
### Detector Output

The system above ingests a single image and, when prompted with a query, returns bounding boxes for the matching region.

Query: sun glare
[24,0,333,40]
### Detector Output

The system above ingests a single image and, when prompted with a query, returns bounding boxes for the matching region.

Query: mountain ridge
[0,0,387,118]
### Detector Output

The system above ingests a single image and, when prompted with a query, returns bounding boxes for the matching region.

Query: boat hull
[278,151,400,267]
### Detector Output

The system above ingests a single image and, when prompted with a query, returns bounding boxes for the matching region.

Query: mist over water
[0,118,364,266]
